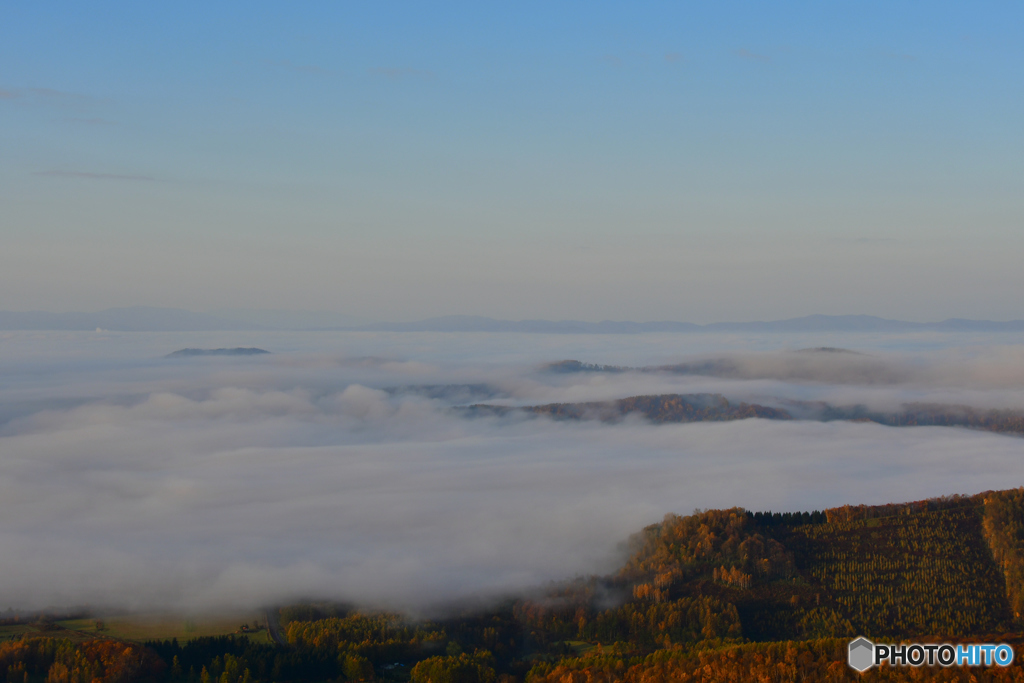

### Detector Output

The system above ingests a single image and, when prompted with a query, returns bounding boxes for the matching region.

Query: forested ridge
[7,489,1024,682]
[464,394,790,423]
[465,390,1024,436]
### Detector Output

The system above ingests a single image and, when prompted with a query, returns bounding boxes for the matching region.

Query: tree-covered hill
[7,488,1024,683]
[466,391,1024,436]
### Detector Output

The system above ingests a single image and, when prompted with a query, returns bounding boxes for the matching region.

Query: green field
[0,614,273,645]
[63,614,274,644]
[0,623,52,642]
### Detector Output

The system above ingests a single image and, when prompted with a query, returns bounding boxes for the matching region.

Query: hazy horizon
[8,305,1024,327]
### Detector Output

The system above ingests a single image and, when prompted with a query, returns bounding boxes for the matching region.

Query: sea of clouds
[1,329,1023,613]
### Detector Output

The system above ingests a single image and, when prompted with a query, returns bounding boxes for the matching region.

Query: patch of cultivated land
[0,623,50,642]
[56,614,273,644]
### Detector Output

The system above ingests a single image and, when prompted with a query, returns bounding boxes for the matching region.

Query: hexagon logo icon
[848,637,875,672]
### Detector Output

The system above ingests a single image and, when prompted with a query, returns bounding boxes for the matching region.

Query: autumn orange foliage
[0,637,161,683]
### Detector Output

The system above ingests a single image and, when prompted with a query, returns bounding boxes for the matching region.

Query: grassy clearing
[55,615,274,645]
[0,623,47,641]
[0,622,102,643]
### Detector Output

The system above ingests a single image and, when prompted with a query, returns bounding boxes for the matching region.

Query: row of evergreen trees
[748,510,827,526]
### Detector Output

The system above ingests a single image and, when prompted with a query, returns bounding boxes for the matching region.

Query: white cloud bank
[0,331,1022,613]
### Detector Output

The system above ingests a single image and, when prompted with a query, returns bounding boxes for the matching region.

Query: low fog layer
[1,330,1023,613]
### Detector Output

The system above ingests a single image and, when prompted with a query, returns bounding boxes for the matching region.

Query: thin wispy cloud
[664,52,683,63]
[735,48,771,63]
[0,87,95,105]
[368,67,433,81]
[65,117,117,126]
[35,170,156,181]
[601,52,656,68]
[847,237,899,244]
[267,59,331,75]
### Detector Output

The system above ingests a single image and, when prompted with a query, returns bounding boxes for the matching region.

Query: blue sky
[2,2,1022,322]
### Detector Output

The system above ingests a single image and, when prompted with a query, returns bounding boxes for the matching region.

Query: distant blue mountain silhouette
[364,314,1024,334]
[2,308,1023,333]
[166,348,270,357]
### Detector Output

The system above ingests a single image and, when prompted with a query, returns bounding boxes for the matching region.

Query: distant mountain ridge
[2,308,1024,332]
[365,313,1024,333]
[464,391,1024,435]
[465,393,791,423]
[166,348,270,357]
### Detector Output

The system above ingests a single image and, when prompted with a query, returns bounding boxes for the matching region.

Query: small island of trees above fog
[7,487,1024,683]
[464,392,1024,436]
[165,348,270,358]
[449,351,1024,436]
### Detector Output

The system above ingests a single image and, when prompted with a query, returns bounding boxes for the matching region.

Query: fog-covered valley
[2,329,1023,613]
